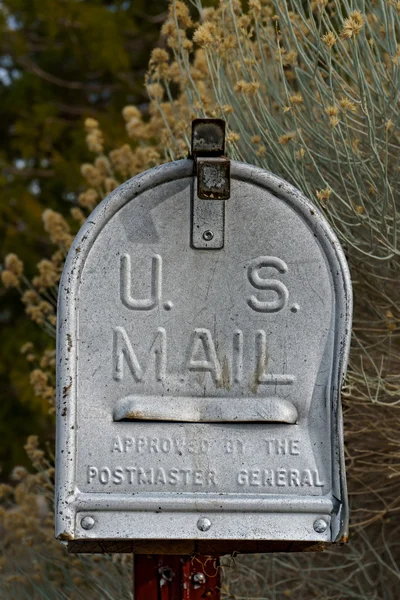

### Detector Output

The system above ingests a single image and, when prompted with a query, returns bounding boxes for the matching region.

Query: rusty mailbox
[56,120,352,553]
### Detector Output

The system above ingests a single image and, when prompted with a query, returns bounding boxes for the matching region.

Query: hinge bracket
[191,119,230,249]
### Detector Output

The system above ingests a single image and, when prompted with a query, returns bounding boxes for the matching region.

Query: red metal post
[134,554,221,600]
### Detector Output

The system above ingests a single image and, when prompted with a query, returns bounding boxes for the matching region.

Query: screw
[81,516,95,530]
[313,518,328,533]
[192,572,206,586]
[197,516,212,532]
[202,230,214,241]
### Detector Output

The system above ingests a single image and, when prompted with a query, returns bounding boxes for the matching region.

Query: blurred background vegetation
[0,0,177,475]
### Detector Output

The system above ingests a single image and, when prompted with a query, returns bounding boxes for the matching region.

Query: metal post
[134,554,221,599]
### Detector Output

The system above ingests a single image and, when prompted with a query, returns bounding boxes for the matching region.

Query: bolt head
[313,518,328,533]
[192,572,206,585]
[202,230,214,241]
[197,516,212,532]
[81,516,95,530]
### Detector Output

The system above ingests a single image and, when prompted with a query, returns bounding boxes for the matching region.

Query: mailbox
[56,120,352,553]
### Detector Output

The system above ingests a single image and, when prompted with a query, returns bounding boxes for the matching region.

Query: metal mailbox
[56,120,352,553]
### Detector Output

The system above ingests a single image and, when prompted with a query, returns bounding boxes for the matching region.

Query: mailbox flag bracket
[190,119,230,249]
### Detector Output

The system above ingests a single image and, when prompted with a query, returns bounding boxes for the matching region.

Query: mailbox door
[56,159,351,551]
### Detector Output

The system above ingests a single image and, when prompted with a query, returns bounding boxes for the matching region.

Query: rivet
[81,516,95,530]
[197,516,212,531]
[192,572,206,585]
[202,230,214,241]
[313,518,328,533]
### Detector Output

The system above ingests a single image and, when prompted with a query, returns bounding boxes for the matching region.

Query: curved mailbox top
[56,159,352,551]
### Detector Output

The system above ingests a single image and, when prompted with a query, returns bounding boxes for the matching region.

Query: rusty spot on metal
[58,531,74,541]
[197,157,230,200]
[66,333,72,352]
[63,379,72,399]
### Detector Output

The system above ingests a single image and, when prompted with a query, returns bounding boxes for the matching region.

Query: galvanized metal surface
[55,159,352,550]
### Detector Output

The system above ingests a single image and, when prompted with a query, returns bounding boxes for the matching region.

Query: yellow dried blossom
[86,128,104,153]
[81,163,104,187]
[325,105,339,117]
[341,11,365,39]
[251,135,261,144]
[221,35,237,51]
[147,83,164,101]
[149,48,170,77]
[167,61,183,84]
[278,131,297,144]
[20,342,34,354]
[78,188,99,210]
[122,105,141,123]
[222,104,234,114]
[40,349,56,369]
[256,145,267,156]
[1,269,19,288]
[5,253,24,277]
[33,259,59,289]
[126,117,148,139]
[322,31,336,47]
[234,80,260,95]
[295,147,306,160]
[42,209,73,249]
[161,19,176,39]
[238,15,252,30]
[22,289,39,305]
[105,178,118,194]
[386,119,394,132]
[340,97,357,112]
[30,369,48,392]
[109,144,136,179]
[169,1,193,29]
[249,0,262,14]
[71,207,86,225]
[24,435,47,470]
[355,205,365,214]
[289,94,304,105]
[84,117,99,132]
[316,187,332,205]
[169,28,193,51]
[94,157,111,178]
[227,132,240,143]
[352,138,361,153]
[11,466,28,482]
[278,49,298,66]
[150,48,169,66]
[193,23,215,48]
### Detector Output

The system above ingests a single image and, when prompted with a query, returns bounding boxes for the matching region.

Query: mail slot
[56,120,352,553]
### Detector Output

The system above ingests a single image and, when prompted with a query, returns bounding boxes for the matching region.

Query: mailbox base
[134,554,221,599]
